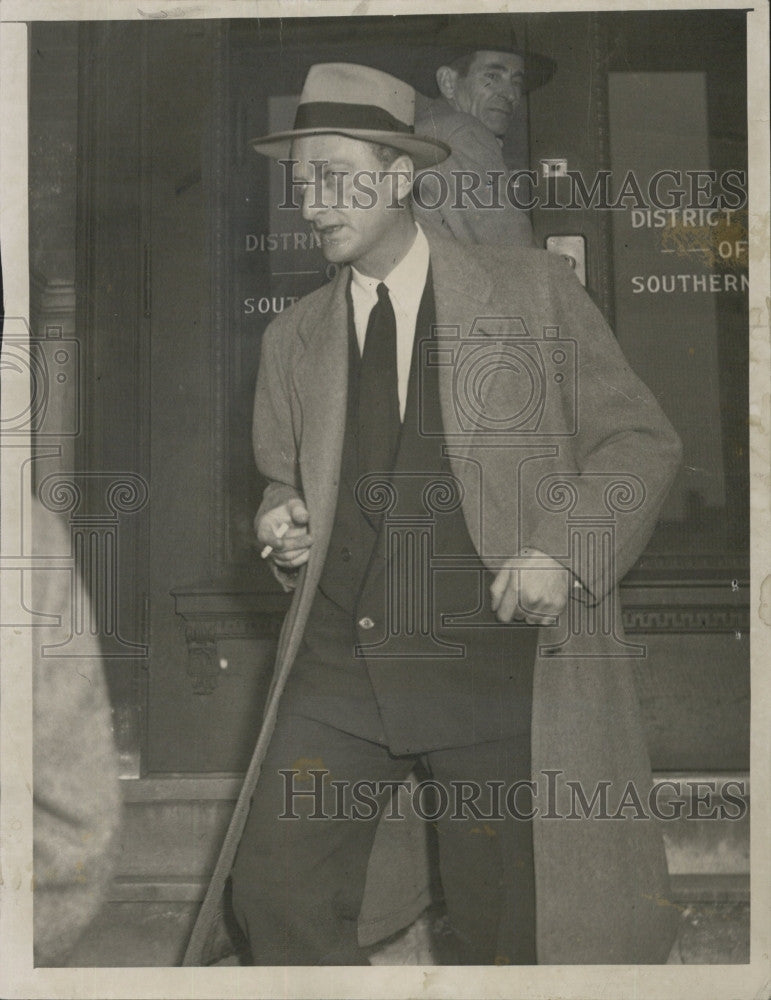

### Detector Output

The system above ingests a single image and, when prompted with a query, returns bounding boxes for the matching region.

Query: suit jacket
[413,96,535,247]
[186,231,682,966]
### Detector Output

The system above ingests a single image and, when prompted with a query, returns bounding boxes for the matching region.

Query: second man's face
[290,134,413,277]
[451,51,525,138]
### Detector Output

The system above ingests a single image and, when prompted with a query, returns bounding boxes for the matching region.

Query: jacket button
[341,546,351,562]
[358,616,375,630]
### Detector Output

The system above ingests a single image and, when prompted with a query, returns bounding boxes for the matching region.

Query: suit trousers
[231,669,536,965]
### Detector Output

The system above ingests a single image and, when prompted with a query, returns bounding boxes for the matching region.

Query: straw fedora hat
[250,63,450,169]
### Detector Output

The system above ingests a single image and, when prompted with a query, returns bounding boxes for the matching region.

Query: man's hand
[490,547,569,624]
[256,497,312,570]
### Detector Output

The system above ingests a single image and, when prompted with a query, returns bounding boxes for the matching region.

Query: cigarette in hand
[260,520,288,559]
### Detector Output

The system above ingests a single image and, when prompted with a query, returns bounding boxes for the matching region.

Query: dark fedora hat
[425,14,556,93]
[250,63,450,169]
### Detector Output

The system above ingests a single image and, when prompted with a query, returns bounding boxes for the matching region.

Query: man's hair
[448,52,475,78]
[366,141,404,168]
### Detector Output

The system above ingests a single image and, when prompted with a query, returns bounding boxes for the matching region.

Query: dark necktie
[358,282,400,477]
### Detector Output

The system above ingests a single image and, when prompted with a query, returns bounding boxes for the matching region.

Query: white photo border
[1,1,768,997]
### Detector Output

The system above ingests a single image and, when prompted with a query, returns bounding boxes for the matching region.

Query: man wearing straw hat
[412,15,556,246]
[186,62,681,967]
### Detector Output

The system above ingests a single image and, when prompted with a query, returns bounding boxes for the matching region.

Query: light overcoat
[186,231,683,965]
[414,96,535,247]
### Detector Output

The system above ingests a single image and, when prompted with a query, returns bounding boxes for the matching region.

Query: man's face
[450,51,525,138]
[290,134,411,277]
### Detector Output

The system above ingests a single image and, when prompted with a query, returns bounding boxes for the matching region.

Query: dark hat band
[293,101,414,135]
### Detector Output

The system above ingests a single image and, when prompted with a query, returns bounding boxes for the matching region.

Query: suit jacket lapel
[425,230,494,441]
[425,232,507,562]
[294,269,351,581]
[293,235,497,577]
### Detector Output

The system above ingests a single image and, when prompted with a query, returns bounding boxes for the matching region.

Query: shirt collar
[350,223,430,317]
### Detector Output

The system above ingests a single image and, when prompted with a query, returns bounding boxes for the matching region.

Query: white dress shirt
[349,223,430,421]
